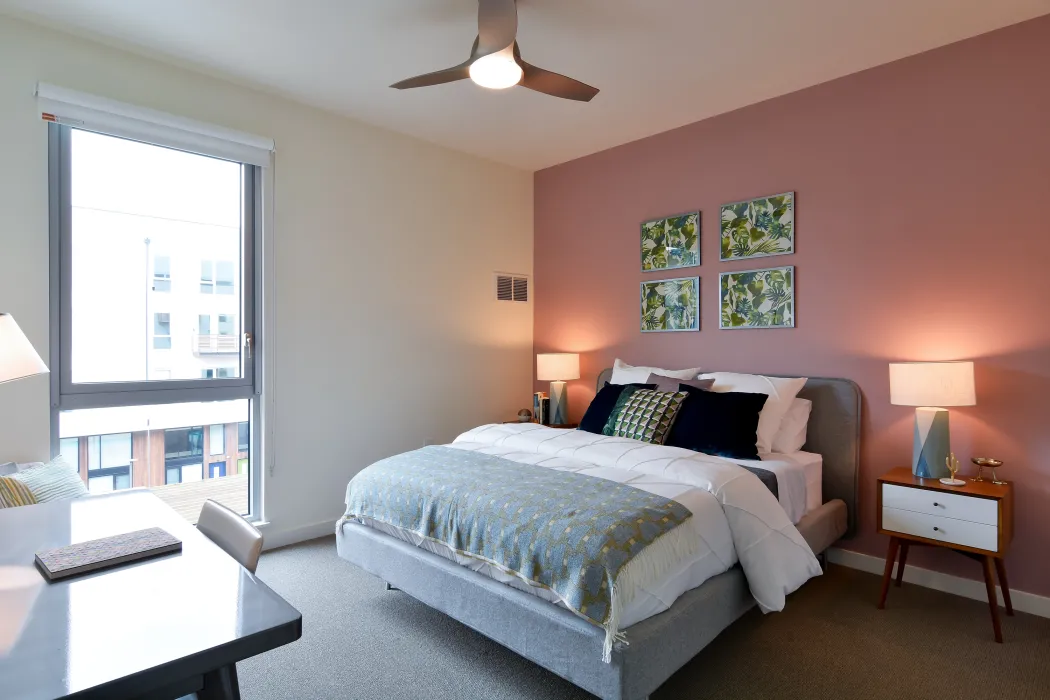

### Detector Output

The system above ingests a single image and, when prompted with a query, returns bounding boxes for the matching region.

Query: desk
[0,491,302,699]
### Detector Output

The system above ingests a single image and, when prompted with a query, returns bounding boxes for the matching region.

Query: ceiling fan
[391,0,599,102]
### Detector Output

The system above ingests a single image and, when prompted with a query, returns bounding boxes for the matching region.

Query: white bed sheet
[728,451,823,525]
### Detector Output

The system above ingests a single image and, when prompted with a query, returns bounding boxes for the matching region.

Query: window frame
[48,123,264,520]
[50,124,257,407]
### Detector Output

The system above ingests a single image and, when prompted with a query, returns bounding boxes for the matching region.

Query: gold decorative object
[971,457,1002,483]
[940,453,966,486]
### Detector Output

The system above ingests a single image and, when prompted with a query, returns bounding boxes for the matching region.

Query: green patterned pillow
[10,456,88,502]
[611,389,688,444]
[602,385,646,436]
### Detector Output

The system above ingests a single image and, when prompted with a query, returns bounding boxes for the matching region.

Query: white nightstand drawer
[882,483,998,526]
[882,506,998,552]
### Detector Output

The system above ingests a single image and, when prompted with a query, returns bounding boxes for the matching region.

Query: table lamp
[537,353,580,426]
[889,361,975,479]
[0,313,49,385]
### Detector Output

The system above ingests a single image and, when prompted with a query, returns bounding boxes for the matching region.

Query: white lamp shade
[0,314,49,384]
[537,353,580,381]
[889,361,975,407]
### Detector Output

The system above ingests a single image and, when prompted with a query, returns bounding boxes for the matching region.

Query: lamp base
[549,381,569,425]
[913,407,951,479]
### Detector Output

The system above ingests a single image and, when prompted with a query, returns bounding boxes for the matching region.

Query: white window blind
[37,83,275,167]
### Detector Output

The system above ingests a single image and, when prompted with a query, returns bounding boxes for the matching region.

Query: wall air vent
[495,273,529,302]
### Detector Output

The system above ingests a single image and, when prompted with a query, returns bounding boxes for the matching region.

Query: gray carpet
[239,537,1050,700]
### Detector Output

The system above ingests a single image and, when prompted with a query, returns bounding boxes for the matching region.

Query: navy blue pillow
[665,384,769,460]
[579,382,655,435]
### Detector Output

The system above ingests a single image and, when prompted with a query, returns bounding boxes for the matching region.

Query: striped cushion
[0,475,38,508]
[10,456,88,502]
[612,389,688,444]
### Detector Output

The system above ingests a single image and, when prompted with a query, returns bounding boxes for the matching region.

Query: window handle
[243,332,253,359]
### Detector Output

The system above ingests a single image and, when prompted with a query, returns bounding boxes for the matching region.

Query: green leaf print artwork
[641,212,700,271]
[719,267,794,329]
[641,277,700,332]
[720,192,794,261]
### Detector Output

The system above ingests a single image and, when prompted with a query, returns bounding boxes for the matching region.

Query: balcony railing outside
[193,333,239,355]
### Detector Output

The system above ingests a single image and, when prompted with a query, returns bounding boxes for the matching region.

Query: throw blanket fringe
[603,522,699,662]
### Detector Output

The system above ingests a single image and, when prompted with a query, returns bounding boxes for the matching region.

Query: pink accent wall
[534,16,1050,595]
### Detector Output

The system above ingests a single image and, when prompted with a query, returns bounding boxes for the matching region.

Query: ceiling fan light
[469,50,523,90]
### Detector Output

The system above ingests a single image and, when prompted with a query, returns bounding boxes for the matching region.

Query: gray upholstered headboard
[595,368,861,538]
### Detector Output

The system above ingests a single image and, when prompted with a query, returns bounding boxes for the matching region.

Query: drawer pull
[933,527,940,532]
[933,502,940,507]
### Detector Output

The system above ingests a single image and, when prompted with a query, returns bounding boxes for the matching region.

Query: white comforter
[348,423,822,627]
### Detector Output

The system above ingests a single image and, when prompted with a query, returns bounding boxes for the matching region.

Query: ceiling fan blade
[391,37,480,90]
[519,60,599,102]
[390,63,471,90]
[477,0,518,56]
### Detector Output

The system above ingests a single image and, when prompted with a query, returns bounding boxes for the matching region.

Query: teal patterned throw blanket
[342,446,696,661]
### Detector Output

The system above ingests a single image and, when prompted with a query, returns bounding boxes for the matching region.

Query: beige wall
[0,15,534,545]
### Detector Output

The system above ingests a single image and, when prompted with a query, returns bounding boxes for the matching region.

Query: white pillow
[610,358,702,385]
[771,398,813,453]
[698,372,807,454]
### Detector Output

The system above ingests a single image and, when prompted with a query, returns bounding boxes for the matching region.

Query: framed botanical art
[719,266,794,329]
[720,192,794,261]
[641,276,700,333]
[641,212,700,272]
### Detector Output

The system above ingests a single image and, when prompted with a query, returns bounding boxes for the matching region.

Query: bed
[336,370,860,700]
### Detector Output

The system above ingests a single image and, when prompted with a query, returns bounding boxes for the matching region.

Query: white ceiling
[3,0,1048,170]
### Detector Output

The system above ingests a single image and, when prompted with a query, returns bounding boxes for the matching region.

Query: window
[210,461,227,478]
[84,433,133,494]
[210,424,225,455]
[200,261,214,294]
[218,314,235,336]
[166,463,203,485]
[237,422,249,452]
[153,255,171,292]
[165,427,204,460]
[59,437,80,472]
[153,313,171,349]
[216,261,235,295]
[49,109,261,521]
[165,426,204,485]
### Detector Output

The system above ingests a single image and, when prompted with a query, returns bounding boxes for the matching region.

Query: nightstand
[877,467,1014,642]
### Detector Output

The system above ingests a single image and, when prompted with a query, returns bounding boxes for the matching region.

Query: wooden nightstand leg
[994,558,1014,616]
[982,556,1004,643]
[894,542,909,587]
[878,537,899,609]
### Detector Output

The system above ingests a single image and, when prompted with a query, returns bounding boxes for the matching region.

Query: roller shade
[37,83,274,167]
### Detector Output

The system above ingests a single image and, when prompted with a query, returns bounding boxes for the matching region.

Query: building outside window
[198,314,211,335]
[153,313,171,349]
[59,437,80,472]
[200,260,214,294]
[85,432,133,493]
[153,254,171,292]
[210,424,225,455]
[216,261,235,295]
[218,314,235,336]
